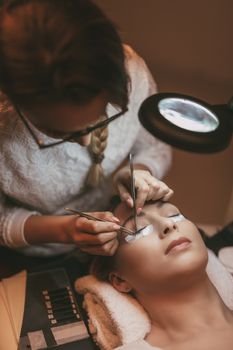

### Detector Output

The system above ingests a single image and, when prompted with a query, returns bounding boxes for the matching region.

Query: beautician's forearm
[24,215,69,244]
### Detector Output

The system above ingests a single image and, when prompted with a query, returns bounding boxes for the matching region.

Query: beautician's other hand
[62,212,120,256]
[113,166,174,211]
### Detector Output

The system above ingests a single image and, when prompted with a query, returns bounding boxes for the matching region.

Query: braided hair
[87,115,109,187]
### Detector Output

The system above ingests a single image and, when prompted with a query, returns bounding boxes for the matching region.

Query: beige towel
[75,275,151,350]
[75,250,233,350]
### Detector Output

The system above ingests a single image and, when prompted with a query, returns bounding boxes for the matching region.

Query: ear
[109,271,133,293]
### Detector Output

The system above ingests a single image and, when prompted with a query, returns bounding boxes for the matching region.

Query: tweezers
[65,208,135,236]
[129,153,138,233]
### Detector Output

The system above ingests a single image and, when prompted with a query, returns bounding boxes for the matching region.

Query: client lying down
[77,200,233,350]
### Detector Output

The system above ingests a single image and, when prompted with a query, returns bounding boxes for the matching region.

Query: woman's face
[19,91,109,146]
[113,201,208,294]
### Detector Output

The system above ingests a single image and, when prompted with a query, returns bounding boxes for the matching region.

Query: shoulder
[123,45,147,70]
[123,44,157,99]
[124,44,149,79]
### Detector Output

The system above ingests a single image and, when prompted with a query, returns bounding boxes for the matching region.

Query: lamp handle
[227,96,233,112]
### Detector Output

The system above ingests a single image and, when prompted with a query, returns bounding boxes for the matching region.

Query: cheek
[118,237,164,284]
[181,221,206,248]
[170,220,208,271]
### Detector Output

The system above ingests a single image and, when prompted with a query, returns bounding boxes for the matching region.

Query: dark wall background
[95,0,233,225]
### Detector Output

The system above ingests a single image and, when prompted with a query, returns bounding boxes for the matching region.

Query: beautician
[0,0,172,257]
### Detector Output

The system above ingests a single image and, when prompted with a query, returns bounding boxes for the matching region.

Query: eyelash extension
[169,214,186,223]
[124,224,154,243]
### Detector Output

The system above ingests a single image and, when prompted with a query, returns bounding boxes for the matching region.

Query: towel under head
[76,274,151,349]
[75,250,233,350]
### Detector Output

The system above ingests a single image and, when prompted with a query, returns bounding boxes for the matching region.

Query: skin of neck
[135,271,232,342]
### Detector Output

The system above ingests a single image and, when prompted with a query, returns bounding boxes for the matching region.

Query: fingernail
[137,208,142,214]
[127,199,133,206]
[113,216,120,222]
[113,224,120,230]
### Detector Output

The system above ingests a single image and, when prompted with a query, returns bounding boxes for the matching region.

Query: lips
[165,237,191,255]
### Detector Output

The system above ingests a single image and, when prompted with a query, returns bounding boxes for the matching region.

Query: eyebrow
[122,201,177,226]
[122,211,146,227]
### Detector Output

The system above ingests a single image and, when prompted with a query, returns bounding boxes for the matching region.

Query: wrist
[116,163,152,175]
[133,163,152,174]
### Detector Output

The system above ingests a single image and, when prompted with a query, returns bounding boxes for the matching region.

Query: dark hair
[90,254,117,282]
[0,0,129,108]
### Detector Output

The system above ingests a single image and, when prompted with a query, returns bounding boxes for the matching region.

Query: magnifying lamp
[139,92,233,153]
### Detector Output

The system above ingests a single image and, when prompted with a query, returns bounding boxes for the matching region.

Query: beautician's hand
[114,167,174,211]
[25,212,120,256]
[62,212,120,256]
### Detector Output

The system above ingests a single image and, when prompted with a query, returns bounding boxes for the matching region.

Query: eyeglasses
[15,105,127,149]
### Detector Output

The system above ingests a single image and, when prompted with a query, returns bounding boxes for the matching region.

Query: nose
[76,134,92,146]
[157,218,178,239]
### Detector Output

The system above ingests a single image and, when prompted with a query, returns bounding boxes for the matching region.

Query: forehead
[21,91,109,132]
[114,201,178,225]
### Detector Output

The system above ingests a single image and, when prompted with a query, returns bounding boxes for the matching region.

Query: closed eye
[168,213,186,222]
